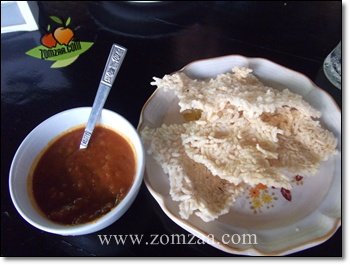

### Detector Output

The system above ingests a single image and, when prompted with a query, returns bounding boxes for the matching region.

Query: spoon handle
[80,44,127,149]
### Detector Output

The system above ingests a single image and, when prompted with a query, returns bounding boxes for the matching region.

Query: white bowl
[9,107,145,235]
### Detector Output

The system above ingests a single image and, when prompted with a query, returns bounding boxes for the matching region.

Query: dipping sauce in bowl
[31,125,136,225]
[9,107,144,235]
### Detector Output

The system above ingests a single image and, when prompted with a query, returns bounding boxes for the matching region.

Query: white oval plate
[138,55,341,256]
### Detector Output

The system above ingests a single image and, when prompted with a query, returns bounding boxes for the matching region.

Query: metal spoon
[79,44,127,149]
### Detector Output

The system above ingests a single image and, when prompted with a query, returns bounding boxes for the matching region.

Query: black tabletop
[1,1,342,257]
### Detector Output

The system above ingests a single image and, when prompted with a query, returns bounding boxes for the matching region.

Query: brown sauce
[30,125,136,225]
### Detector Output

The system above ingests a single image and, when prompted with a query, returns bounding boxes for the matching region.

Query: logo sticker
[26,16,94,68]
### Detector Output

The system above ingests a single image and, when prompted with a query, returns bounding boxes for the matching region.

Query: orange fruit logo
[26,16,93,68]
[40,28,57,48]
[41,16,75,48]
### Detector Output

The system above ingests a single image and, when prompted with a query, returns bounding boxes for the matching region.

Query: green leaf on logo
[26,46,45,59]
[26,41,94,61]
[50,16,63,25]
[51,55,79,68]
[65,17,71,27]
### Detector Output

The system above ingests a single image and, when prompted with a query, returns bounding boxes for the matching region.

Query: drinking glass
[323,42,341,89]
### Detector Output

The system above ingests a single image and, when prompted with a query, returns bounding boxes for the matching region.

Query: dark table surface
[1,1,342,257]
